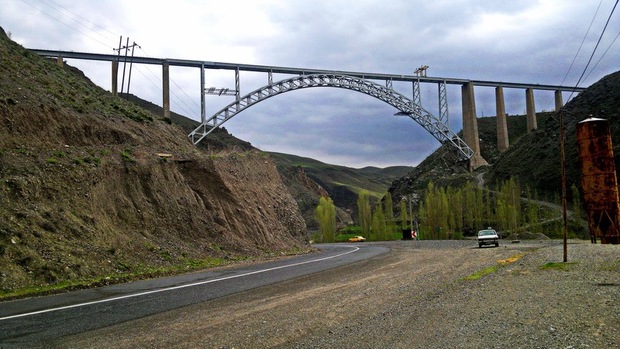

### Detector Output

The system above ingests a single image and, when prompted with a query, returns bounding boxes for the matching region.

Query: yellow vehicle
[348,236,366,242]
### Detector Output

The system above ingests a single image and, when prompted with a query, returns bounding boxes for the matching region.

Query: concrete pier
[111,61,118,96]
[555,90,564,111]
[462,82,488,170]
[495,86,509,152]
[162,61,170,120]
[526,88,537,132]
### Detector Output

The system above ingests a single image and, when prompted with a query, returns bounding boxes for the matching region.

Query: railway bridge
[30,49,585,170]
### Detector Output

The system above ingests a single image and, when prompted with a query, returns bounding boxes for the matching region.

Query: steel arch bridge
[189,74,474,161]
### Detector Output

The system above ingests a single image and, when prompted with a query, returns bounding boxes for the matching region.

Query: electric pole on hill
[114,36,140,98]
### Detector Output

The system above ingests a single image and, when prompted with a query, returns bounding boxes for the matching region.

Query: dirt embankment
[0,141,309,291]
[52,240,619,349]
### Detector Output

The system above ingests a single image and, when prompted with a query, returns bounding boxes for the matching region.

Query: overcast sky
[1,0,618,168]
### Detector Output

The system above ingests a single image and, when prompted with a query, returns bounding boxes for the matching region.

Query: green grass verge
[462,265,500,280]
[0,257,237,301]
[539,261,577,271]
[462,252,526,281]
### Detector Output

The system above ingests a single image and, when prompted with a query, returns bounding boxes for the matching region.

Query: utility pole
[113,36,140,98]
[560,109,568,262]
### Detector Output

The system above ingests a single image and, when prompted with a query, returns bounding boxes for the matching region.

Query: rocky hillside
[0,27,308,292]
[389,70,620,206]
[488,71,620,194]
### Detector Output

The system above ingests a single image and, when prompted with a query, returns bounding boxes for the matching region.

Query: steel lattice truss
[189,74,474,161]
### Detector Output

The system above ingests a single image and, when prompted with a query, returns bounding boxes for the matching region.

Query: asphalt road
[0,243,388,348]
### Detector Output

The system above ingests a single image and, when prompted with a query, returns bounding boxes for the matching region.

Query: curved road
[0,243,388,347]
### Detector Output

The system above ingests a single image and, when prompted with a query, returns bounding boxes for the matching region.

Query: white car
[477,229,499,248]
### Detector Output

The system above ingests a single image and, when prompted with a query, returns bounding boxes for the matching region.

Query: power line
[559,0,604,87]
[567,0,619,101]
[41,0,119,40]
[18,0,117,50]
[136,47,201,118]
[18,0,201,119]
[582,29,620,83]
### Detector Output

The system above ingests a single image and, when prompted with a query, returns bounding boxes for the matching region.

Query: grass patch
[497,253,525,265]
[539,261,577,271]
[121,148,135,162]
[0,257,237,301]
[598,259,620,271]
[463,253,525,281]
[463,265,499,280]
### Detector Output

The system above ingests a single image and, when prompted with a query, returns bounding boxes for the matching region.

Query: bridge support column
[200,63,206,124]
[526,88,537,132]
[462,82,488,170]
[554,90,564,111]
[162,60,170,120]
[495,86,509,152]
[111,61,118,97]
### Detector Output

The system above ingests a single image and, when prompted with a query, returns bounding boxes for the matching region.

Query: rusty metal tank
[576,117,620,244]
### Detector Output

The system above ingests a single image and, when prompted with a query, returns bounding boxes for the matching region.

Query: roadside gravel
[53,239,619,348]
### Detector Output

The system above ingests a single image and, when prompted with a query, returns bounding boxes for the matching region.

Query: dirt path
[45,240,619,349]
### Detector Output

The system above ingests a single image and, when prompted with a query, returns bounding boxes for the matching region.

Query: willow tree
[495,177,521,235]
[383,192,397,237]
[400,199,409,229]
[357,190,372,236]
[316,196,336,242]
[371,203,387,241]
[422,181,449,239]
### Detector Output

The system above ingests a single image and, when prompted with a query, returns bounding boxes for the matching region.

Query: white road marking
[0,246,359,321]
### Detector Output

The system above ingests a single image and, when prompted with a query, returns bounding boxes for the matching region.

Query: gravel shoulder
[49,239,619,349]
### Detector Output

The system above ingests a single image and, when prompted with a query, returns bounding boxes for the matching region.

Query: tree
[371,204,387,241]
[315,196,336,242]
[400,199,409,229]
[495,177,521,236]
[446,186,463,236]
[383,192,397,238]
[418,201,427,239]
[422,181,450,239]
[357,191,372,236]
[525,185,540,235]
[462,182,476,232]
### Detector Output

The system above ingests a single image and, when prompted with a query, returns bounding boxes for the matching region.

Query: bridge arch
[189,74,474,161]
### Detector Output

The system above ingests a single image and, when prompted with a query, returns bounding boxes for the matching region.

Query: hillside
[389,70,620,212]
[0,27,308,293]
[269,152,413,229]
[487,71,620,194]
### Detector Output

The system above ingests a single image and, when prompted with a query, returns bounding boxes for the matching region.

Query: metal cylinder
[576,118,620,244]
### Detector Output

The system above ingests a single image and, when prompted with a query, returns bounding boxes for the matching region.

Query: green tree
[315,196,336,242]
[371,203,387,241]
[357,190,372,236]
[383,192,397,238]
[462,181,477,232]
[400,198,409,229]
[422,181,450,239]
[495,177,521,236]
[446,186,464,235]
[418,201,427,239]
[525,186,540,234]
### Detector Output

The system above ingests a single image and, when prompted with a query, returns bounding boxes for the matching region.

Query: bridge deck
[30,49,585,92]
